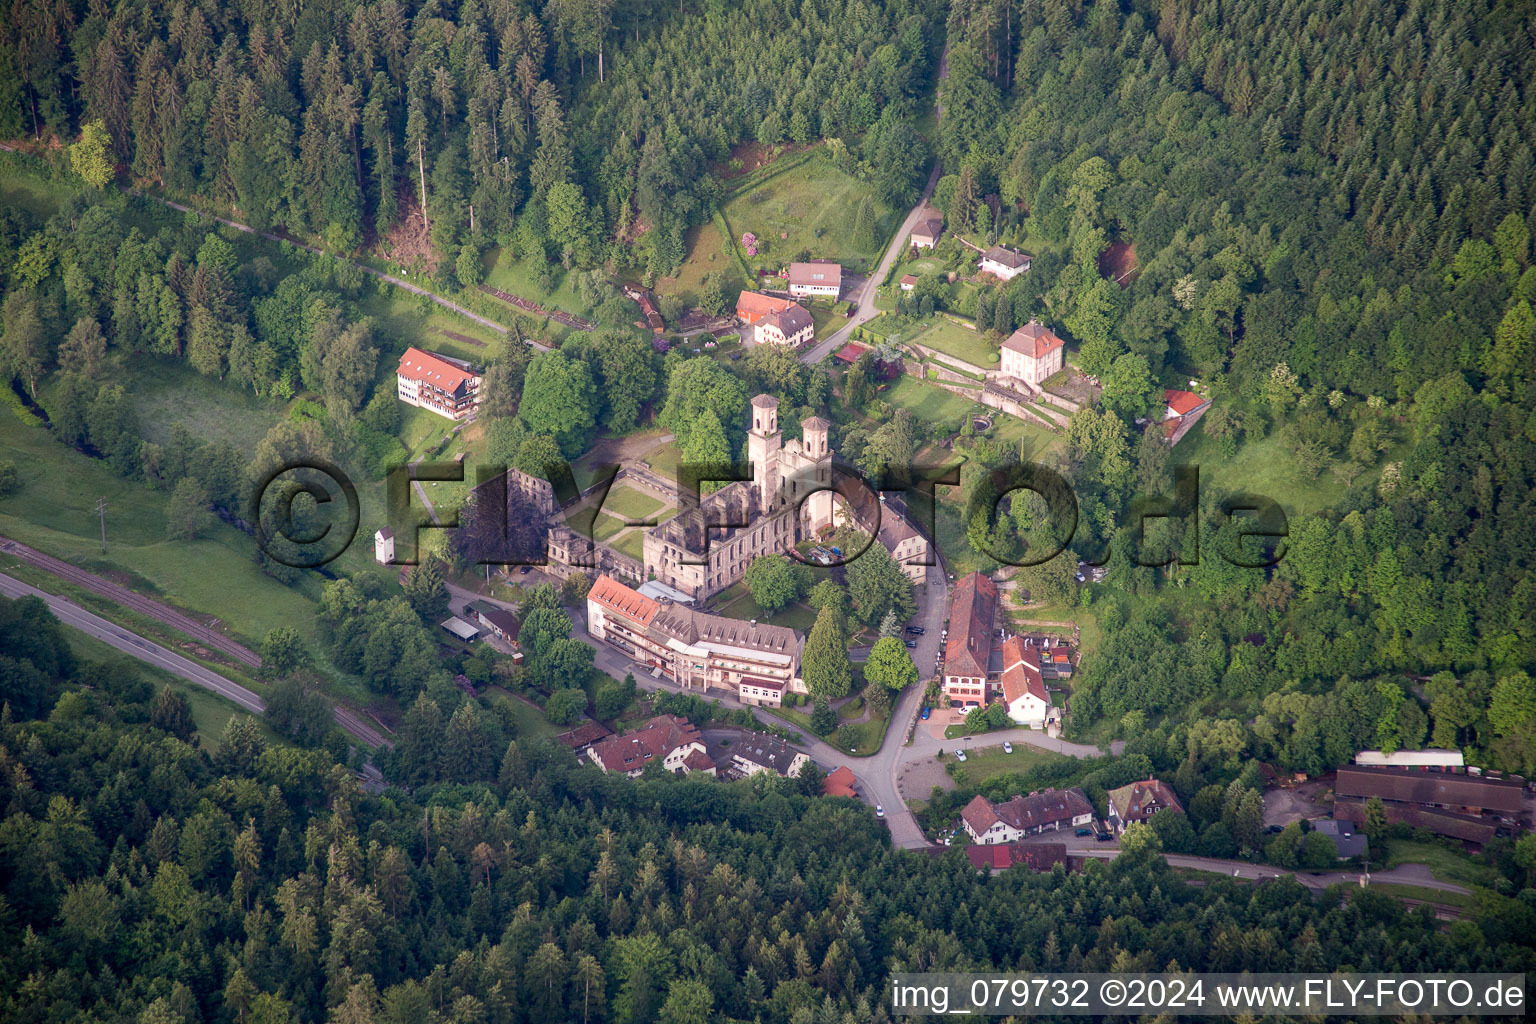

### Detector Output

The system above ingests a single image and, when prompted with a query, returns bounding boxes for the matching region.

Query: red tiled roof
[589,574,660,626]
[1001,321,1064,359]
[557,720,614,750]
[993,788,1093,831]
[823,765,857,798]
[961,794,1001,835]
[911,217,944,241]
[788,261,842,288]
[834,341,871,364]
[683,749,716,772]
[1164,388,1206,416]
[900,274,918,286]
[964,843,1070,872]
[999,636,1048,706]
[590,715,701,773]
[737,291,798,320]
[397,347,477,394]
[943,572,998,679]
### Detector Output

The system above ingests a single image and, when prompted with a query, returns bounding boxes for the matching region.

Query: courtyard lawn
[591,512,627,542]
[718,153,900,275]
[885,377,984,426]
[715,588,819,632]
[599,484,667,521]
[914,319,1000,369]
[610,529,647,562]
[949,742,1069,789]
[642,442,683,485]
[991,414,1063,461]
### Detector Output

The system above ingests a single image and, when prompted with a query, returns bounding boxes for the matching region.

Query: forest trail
[801,46,951,365]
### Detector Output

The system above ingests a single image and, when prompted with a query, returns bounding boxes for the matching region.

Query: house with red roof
[961,788,1095,844]
[941,572,998,707]
[1160,388,1212,445]
[587,714,708,778]
[823,765,858,798]
[1106,779,1184,834]
[998,636,1051,726]
[736,290,800,325]
[396,347,482,420]
[963,842,1070,873]
[1000,321,1065,387]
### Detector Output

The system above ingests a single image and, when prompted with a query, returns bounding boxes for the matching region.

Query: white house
[728,734,810,778]
[999,637,1050,726]
[962,788,1095,844]
[787,261,842,299]
[374,527,395,564]
[978,245,1031,281]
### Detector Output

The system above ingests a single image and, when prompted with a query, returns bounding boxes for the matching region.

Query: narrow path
[0,570,390,753]
[147,196,550,353]
[800,45,950,366]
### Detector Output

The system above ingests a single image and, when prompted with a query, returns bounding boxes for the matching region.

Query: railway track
[0,536,261,669]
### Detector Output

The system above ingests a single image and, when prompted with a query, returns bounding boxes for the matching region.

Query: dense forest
[0,0,938,279]
[3,595,1535,1024]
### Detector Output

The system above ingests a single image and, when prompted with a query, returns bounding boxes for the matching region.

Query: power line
[95,498,107,554]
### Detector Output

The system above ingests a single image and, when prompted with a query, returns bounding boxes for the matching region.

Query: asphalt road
[0,570,392,753]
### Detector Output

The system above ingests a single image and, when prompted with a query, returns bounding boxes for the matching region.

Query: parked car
[1095,832,1114,842]
[519,566,532,574]
[905,626,925,635]
[920,707,931,720]
[1264,824,1284,834]
[1075,828,1093,837]
[876,805,885,817]
[904,639,917,649]
[954,749,967,761]
[1002,741,1013,754]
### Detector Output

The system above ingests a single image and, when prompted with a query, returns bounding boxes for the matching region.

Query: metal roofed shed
[440,616,481,641]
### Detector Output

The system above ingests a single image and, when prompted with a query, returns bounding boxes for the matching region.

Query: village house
[823,765,858,798]
[1105,778,1183,834]
[587,714,710,778]
[753,303,815,347]
[961,789,1095,844]
[899,274,918,291]
[978,245,1031,281]
[910,217,944,249]
[999,321,1065,388]
[963,843,1070,874]
[1311,819,1368,859]
[878,514,930,584]
[466,600,519,643]
[787,261,842,299]
[727,734,810,779]
[396,347,481,420]
[736,290,803,326]
[1161,388,1212,445]
[555,720,613,758]
[586,574,806,702]
[941,572,998,707]
[998,636,1051,726]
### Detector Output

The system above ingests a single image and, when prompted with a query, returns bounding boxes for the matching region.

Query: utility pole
[95,498,108,553]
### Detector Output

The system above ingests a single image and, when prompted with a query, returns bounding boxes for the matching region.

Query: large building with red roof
[961,788,1095,844]
[396,347,482,420]
[586,574,804,704]
[1000,321,1065,387]
[941,572,998,707]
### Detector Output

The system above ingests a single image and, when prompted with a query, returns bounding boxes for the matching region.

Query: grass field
[481,248,594,318]
[885,377,984,425]
[949,742,1069,788]
[0,174,69,221]
[1173,415,1353,517]
[113,359,288,455]
[766,704,891,756]
[486,689,563,741]
[592,512,627,542]
[655,219,741,299]
[642,443,683,484]
[1365,883,1474,910]
[715,154,898,274]
[600,485,666,521]
[914,319,1000,369]
[610,530,646,562]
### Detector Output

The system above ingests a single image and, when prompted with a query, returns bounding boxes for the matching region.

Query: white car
[1002,741,1013,754]
[875,805,885,817]
[954,749,967,761]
